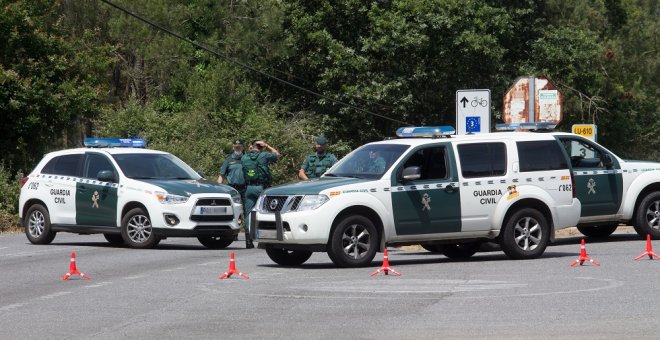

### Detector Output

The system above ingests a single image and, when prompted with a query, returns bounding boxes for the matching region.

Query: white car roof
[44,147,169,157]
[371,131,561,147]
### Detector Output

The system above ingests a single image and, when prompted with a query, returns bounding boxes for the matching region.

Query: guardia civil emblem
[587,178,596,194]
[421,193,431,211]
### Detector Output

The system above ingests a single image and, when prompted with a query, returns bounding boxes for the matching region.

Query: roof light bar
[84,138,147,148]
[495,122,557,131]
[396,126,455,138]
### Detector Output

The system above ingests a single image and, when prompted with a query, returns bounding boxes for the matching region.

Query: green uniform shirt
[219,153,245,186]
[366,156,386,174]
[241,151,277,185]
[301,152,338,178]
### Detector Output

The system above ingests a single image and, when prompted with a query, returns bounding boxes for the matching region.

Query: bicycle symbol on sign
[471,97,488,107]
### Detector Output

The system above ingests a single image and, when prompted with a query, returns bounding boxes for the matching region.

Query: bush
[0,164,22,231]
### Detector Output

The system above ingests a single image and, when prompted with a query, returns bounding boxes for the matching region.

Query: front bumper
[252,208,333,245]
[149,195,243,237]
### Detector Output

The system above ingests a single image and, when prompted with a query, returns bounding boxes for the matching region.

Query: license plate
[196,206,228,215]
[257,229,277,239]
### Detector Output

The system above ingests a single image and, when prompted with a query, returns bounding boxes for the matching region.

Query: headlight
[297,195,329,211]
[231,193,242,204]
[155,191,189,204]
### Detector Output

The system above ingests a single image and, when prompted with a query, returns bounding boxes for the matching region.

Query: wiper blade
[324,173,338,177]
[130,176,158,179]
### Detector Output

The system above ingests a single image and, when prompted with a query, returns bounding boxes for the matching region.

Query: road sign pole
[528,76,535,123]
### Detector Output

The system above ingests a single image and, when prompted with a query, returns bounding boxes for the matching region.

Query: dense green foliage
[0,0,658,225]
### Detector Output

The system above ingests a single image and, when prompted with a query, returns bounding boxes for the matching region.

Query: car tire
[197,236,233,249]
[24,204,56,245]
[121,208,160,249]
[421,244,443,253]
[577,224,618,239]
[266,247,313,266]
[500,208,549,260]
[634,191,660,239]
[438,242,481,259]
[103,233,125,245]
[327,215,378,267]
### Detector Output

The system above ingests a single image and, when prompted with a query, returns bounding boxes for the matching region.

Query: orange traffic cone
[569,239,600,267]
[634,235,660,260]
[62,252,91,280]
[219,252,249,279]
[370,249,401,276]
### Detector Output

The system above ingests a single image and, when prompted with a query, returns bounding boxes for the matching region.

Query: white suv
[19,138,243,249]
[252,126,582,267]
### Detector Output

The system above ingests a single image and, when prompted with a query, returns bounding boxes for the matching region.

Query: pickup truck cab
[252,126,584,267]
[552,133,660,239]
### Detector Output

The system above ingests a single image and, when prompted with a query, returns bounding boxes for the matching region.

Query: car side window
[83,153,116,180]
[402,146,448,180]
[457,143,507,178]
[517,141,568,172]
[560,139,604,169]
[42,154,82,176]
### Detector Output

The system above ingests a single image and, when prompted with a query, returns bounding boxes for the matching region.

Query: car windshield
[325,143,409,179]
[112,153,200,180]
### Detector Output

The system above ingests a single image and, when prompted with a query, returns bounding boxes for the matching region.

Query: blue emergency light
[495,122,557,131]
[396,126,455,138]
[84,138,147,148]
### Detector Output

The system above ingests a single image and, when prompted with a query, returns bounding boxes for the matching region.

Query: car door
[557,136,622,217]
[76,152,119,226]
[390,143,461,235]
[40,153,82,225]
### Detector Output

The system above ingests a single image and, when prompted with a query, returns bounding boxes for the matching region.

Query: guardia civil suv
[19,138,243,249]
[253,126,584,267]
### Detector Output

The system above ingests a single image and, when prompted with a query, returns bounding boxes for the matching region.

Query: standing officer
[218,139,246,241]
[298,136,337,180]
[242,140,280,248]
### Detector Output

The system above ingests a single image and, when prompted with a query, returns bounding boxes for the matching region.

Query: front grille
[261,195,305,213]
[190,215,234,222]
[262,196,288,212]
[196,198,231,206]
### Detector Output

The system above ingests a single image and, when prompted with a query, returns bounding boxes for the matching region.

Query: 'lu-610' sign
[572,124,597,142]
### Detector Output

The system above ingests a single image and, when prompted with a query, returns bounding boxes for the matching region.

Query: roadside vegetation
[1,0,657,228]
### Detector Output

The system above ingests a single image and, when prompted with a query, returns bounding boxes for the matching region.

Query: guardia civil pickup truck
[253,125,660,267]
[19,138,243,249]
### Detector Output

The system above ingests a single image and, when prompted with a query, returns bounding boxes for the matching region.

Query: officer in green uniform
[218,139,246,241]
[242,140,280,248]
[298,136,338,180]
[366,150,386,174]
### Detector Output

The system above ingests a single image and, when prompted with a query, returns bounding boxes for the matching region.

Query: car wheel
[266,247,313,266]
[634,192,660,239]
[500,208,549,260]
[121,208,159,249]
[421,244,443,253]
[197,236,233,249]
[24,204,56,244]
[577,224,618,238]
[438,242,481,259]
[327,215,378,267]
[103,233,125,245]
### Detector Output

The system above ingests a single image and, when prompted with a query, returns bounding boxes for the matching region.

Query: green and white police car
[19,138,243,249]
[252,126,584,267]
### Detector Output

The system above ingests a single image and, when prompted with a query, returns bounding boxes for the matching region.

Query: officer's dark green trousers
[244,184,264,233]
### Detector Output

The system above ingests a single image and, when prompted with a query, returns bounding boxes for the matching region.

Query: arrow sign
[460,97,469,108]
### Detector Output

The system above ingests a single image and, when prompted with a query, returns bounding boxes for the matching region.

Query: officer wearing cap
[242,140,280,248]
[218,139,247,239]
[298,135,338,180]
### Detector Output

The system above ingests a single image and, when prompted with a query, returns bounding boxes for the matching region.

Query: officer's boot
[245,233,254,249]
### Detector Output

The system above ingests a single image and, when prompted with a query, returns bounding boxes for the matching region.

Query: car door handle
[444,184,457,193]
[78,185,87,192]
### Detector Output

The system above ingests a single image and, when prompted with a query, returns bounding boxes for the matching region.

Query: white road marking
[0,303,25,312]
[38,291,72,300]
[84,281,113,289]
[124,275,146,280]
[197,261,223,266]
[2,248,75,258]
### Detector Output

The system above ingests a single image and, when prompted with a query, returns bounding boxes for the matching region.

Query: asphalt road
[1,230,659,339]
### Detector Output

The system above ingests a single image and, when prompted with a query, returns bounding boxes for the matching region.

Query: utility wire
[99,0,411,126]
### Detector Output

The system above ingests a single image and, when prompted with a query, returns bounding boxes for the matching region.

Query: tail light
[571,173,576,199]
[19,176,29,188]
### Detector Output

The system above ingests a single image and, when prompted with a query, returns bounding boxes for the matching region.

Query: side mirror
[401,166,421,181]
[603,154,614,168]
[97,170,116,183]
